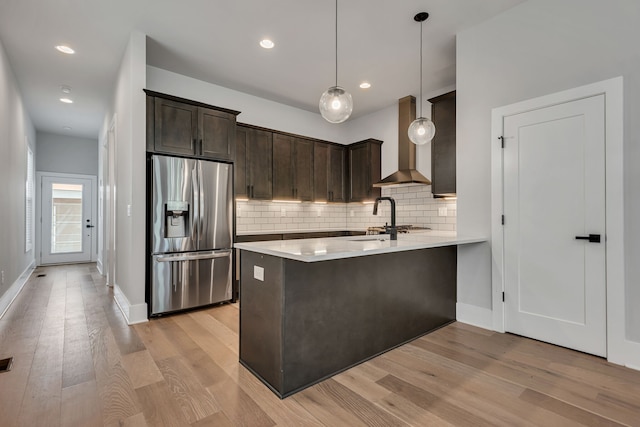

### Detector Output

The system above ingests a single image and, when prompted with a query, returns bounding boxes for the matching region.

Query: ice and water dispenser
[165,201,190,238]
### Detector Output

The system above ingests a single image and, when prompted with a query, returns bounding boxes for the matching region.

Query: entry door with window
[41,176,94,264]
[503,94,606,357]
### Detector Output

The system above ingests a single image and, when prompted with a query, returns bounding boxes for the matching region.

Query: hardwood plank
[190,410,235,427]
[302,378,408,426]
[62,286,95,388]
[121,350,164,389]
[205,303,239,334]
[206,377,277,427]
[172,314,238,373]
[376,374,496,427]
[378,392,455,427]
[189,310,238,355]
[16,280,66,427]
[97,361,143,426]
[228,362,325,426]
[132,319,181,361]
[519,388,625,426]
[61,380,103,427]
[156,356,220,423]
[418,329,640,424]
[136,381,191,427]
[108,412,149,427]
[374,344,576,426]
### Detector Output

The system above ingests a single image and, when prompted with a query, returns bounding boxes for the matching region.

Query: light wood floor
[1,264,640,426]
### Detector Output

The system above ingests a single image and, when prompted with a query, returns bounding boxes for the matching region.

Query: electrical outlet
[1,270,4,286]
[317,209,321,217]
[438,207,448,217]
[350,210,354,217]
[280,208,286,217]
[253,266,264,281]
[236,208,242,217]
[127,204,132,217]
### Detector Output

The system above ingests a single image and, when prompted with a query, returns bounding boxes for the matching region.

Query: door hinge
[499,136,505,148]
[502,292,505,302]
[501,215,505,225]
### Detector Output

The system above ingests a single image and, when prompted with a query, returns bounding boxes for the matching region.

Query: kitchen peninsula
[235,232,485,398]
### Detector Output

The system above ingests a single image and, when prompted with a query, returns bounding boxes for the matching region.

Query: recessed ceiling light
[60,98,73,104]
[55,45,75,54]
[259,39,275,49]
[359,82,371,89]
[62,126,72,131]
[60,85,72,94]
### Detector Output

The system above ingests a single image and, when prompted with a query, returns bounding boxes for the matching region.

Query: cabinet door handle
[251,185,254,198]
[199,139,203,154]
[247,185,250,198]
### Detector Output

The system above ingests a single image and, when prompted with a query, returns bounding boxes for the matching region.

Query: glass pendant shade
[319,86,353,123]
[408,117,436,145]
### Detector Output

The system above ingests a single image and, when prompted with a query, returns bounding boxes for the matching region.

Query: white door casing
[39,173,97,265]
[503,95,606,356]
[491,77,628,366]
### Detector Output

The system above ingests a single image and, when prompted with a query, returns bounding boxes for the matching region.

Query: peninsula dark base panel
[239,247,457,398]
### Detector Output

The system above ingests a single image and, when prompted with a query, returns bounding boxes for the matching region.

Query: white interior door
[41,175,94,264]
[503,94,606,357]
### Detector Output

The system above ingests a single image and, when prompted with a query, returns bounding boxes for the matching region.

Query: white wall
[36,131,98,175]
[0,37,36,302]
[100,31,147,323]
[456,0,640,342]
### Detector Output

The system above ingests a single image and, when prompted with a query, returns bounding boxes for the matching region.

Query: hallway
[1,264,640,426]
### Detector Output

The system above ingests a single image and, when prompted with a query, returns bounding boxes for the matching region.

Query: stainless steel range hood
[373,95,431,187]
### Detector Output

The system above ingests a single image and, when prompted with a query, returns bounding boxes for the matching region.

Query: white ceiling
[0,0,524,139]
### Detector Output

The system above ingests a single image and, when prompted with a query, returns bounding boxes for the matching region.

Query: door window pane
[51,183,83,253]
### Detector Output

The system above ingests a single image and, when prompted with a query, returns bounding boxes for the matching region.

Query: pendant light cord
[335,0,338,87]
[419,19,423,118]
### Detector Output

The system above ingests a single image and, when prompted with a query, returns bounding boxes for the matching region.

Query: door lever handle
[86,224,95,228]
[575,234,601,243]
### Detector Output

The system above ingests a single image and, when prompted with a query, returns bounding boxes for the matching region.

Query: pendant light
[319,0,353,123]
[408,12,436,145]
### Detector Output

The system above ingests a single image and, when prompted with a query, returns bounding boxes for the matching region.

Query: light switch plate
[438,207,447,217]
[253,266,264,281]
[280,208,286,217]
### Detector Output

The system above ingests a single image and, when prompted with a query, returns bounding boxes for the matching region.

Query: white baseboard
[456,302,494,331]
[620,339,640,372]
[113,284,148,325]
[0,261,36,319]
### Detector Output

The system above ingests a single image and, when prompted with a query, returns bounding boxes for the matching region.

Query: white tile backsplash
[236,184,456,233]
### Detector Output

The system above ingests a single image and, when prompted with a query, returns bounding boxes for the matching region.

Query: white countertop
[236,228,367,236]
[234,231,486,262]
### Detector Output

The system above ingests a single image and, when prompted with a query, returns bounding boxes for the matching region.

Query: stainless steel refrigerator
[150,154,233,316]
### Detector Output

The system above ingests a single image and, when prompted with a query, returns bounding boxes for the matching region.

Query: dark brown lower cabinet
[239,246,457,398]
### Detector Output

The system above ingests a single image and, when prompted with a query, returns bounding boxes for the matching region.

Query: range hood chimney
[373,96,431,187]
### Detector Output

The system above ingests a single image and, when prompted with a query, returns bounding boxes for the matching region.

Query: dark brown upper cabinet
[272,134,314,201]
[429,90,456,197]
[145,90,238,162]
[348,139,382,202]
[236,125,273,200]
[314,143,346,203]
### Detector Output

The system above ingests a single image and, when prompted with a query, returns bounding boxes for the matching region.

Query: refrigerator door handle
[156,250,232,263]
[192,165,199,245]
